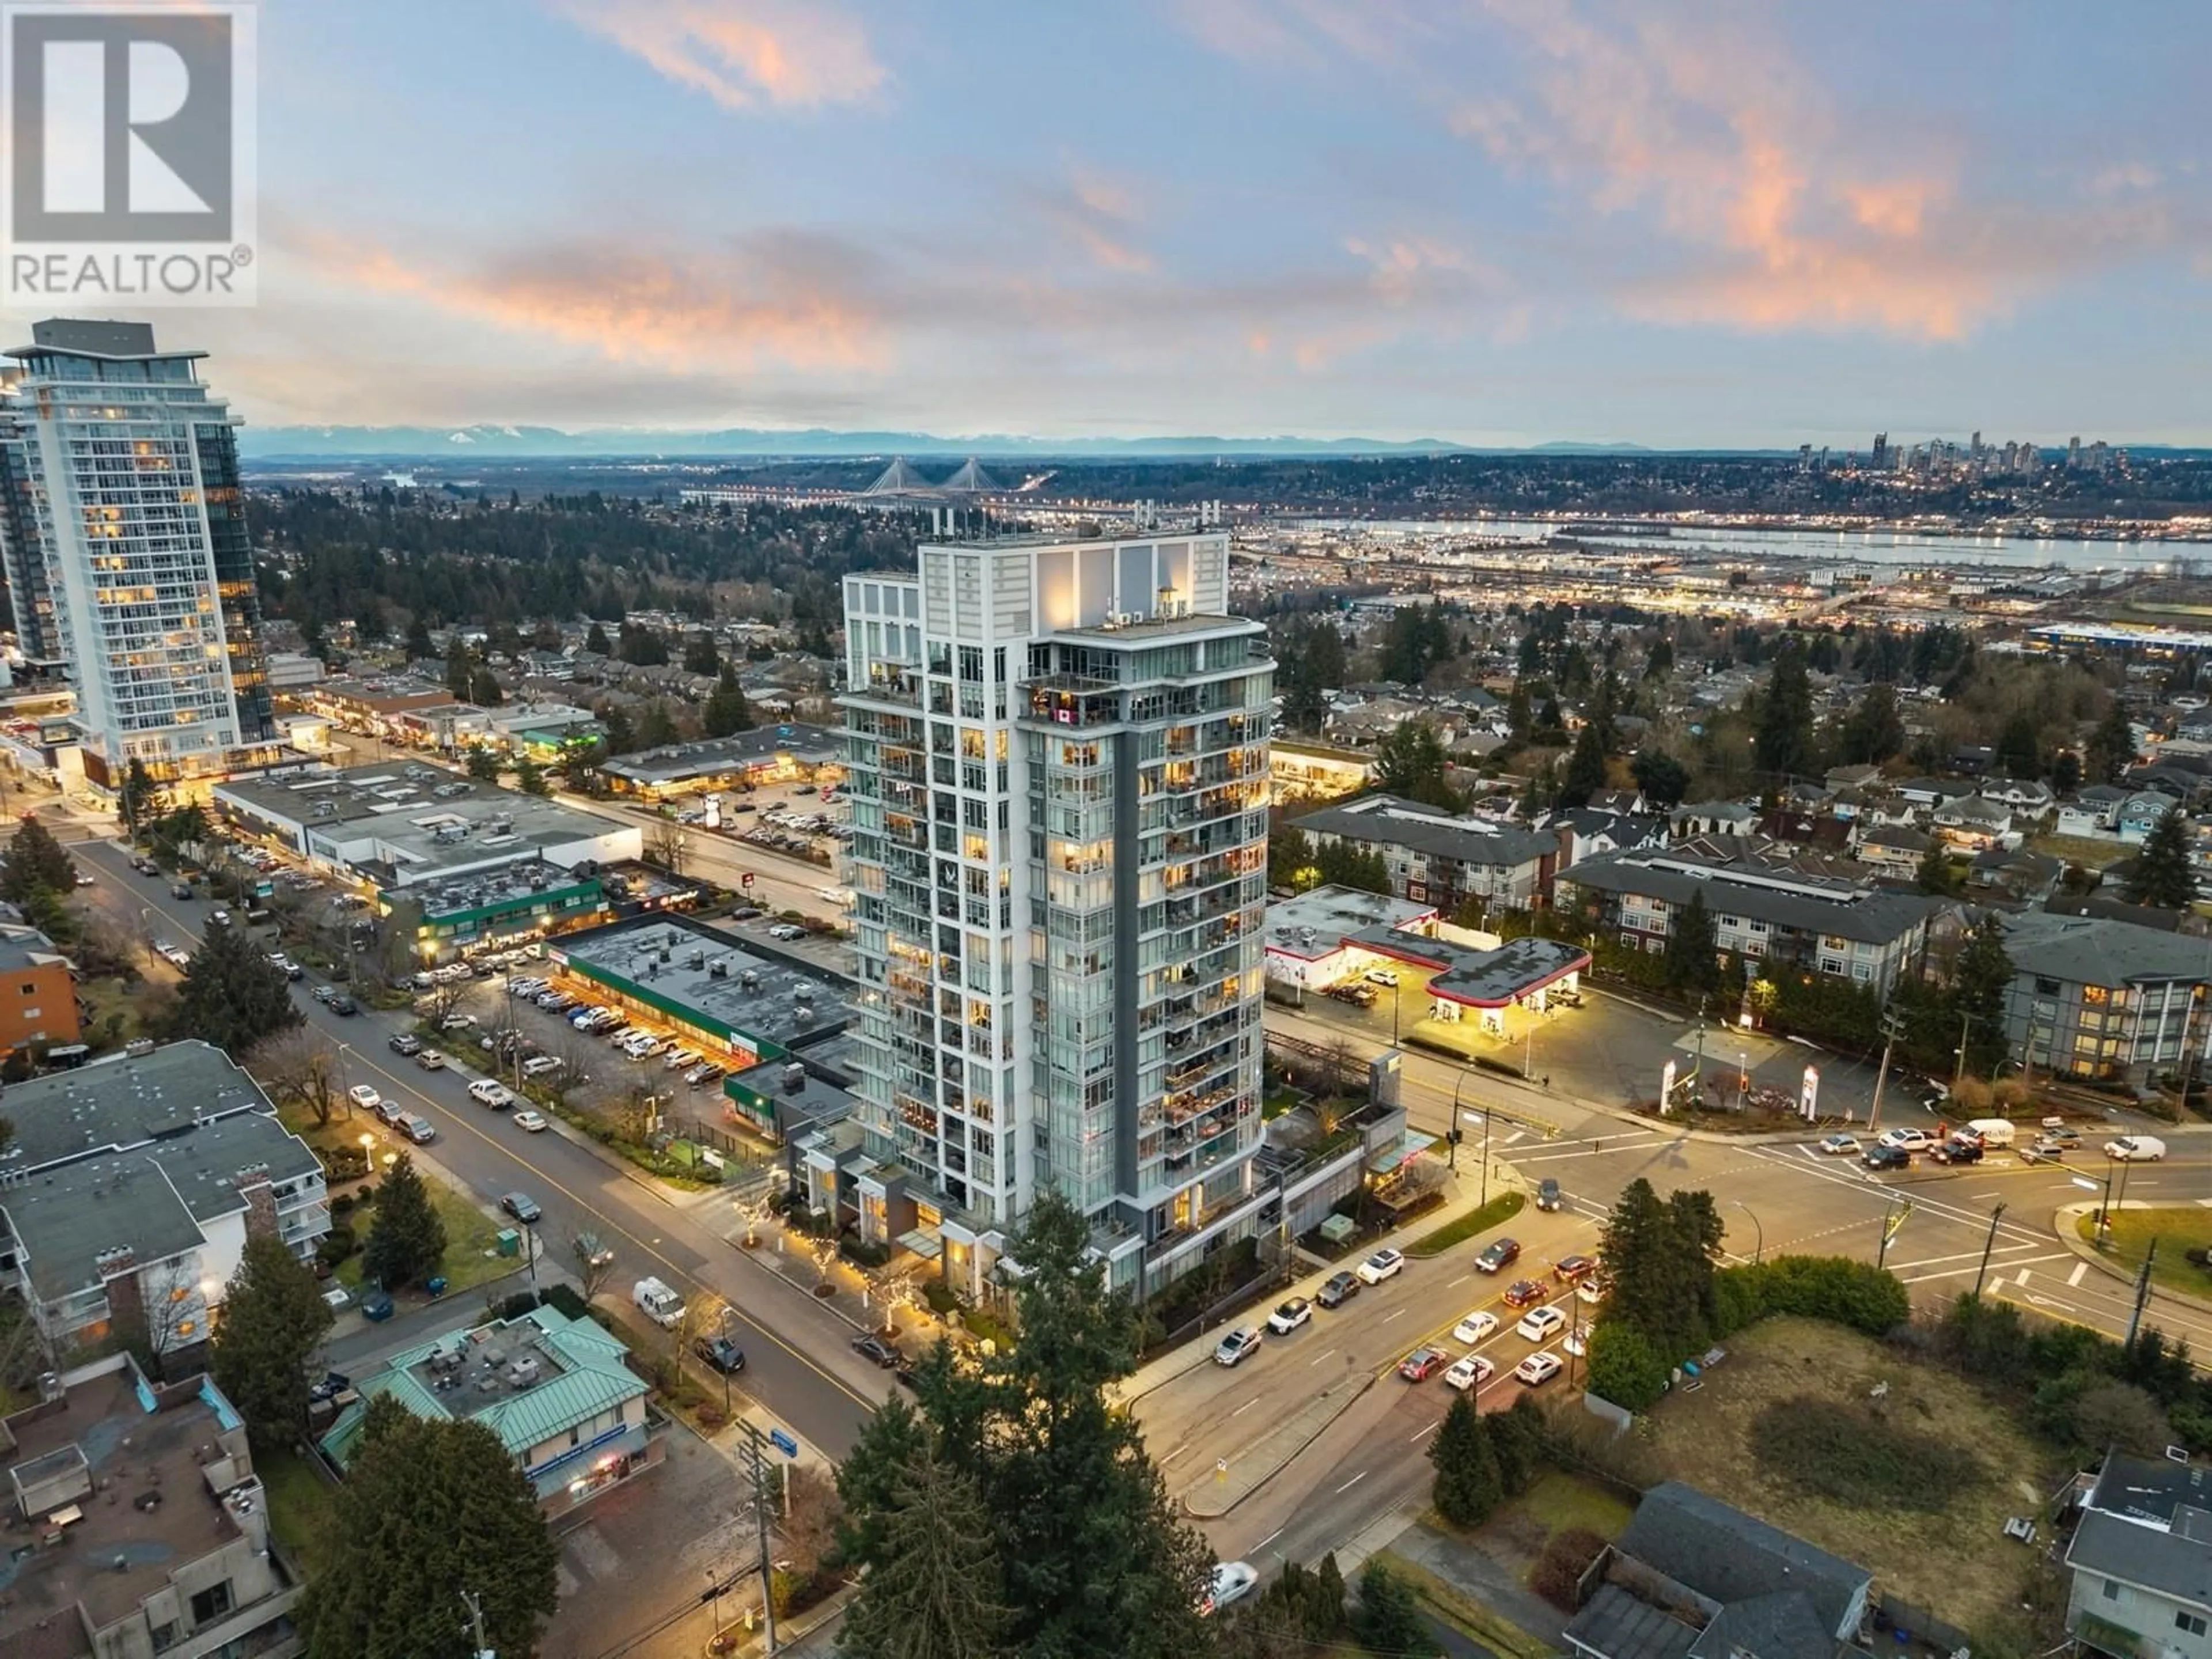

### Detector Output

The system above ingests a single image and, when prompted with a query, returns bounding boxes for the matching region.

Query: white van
[633,1277,686,1328]
[1964,1118,2016,1148]
[2104,1135,2168,1162]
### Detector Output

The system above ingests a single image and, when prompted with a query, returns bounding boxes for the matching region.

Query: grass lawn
[335,1180,516,1297]
[1406,1191,1526,1259]
[1637,1316,2061,1643]
[2073,1207,2212,1300]
[2028,833,2134,870]
[1508,1470,1634,1545]
[259,1448,340,1581]
[78,974,160,1046]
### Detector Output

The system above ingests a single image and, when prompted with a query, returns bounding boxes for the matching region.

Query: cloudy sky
[71,0,2212,446]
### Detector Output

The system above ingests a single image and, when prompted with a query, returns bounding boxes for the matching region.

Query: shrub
[1529,1527,1608,1612]
[922,1280,957,1317]
[1748,1397,1987,1510]
[316,1225,357,1267]
[1585,1321,1669,1412]
[839,1236,891,1270]
[1724,1256,1909,1336]
[330,1192,355,1217]
[536,1283,591,1322]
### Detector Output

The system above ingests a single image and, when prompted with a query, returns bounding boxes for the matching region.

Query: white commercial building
[839,531,1274,1297]
[0,319,275,789]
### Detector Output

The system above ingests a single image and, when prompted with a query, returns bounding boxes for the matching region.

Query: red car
[1554,1254,1600,1285]
[1397,1346,1449,1382]
[1502,1279,1548,1309]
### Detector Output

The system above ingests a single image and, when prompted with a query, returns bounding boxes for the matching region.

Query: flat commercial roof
[598,724,840,786]
[1264,885,1436,959]
[550,915,850,1057]
[1297,793,1556,868]
[404,857,601,922]
[1348,925,1589,1009]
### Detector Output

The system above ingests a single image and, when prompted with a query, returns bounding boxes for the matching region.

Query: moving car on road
[1877,1127,1930,1152]
[500,1192,541,1224]
[1554,1254,1600,1284]
[1861,1144,1911,1171]
[1817,1133,1861,1156]
[694,1335,745,1374]
[1356,1248,1405,1285]
[1214,1327,1262,1367]
[1536,1178,1562,1212]
[1502,1279,1548,1310]
[1474,1237,1521,1274]
[1444,1353,1494,1392]
[389,1033,423,1056]
[1453,1309,1499,1343]
[1514,1352,1564,1386]
[1200,1561,1259,1616]
[1397,1345,1448,1382]
[2105,1135,2168,1161]
[1930,1138,1982,1165]
[1266,1297,1312,1335]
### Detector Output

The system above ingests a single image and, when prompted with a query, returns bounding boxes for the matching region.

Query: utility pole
[1867,1008,1904,1134]
[736,1423,781,1654]
[1972,1202,2008,1297]
[2126,1240,2159,1349]
[1952,1009,1974,1088]
[1877,1196,1911,1271]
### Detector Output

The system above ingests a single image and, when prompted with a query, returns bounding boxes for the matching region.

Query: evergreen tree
[840,1442,1013,1659]
[681,632,722,676]
[444,636,472,698]
[1994,711,2040,779]
[618,620,669,666]
[468,665,504,707]
[1662,890,1721,997]
[839,1190,1216,1659]
[173,923,301,1055]
[1915,842,1957,895]
[403,616,434,661]
[1373,721,1459,810]
[1268,824,1317,891]
[1536,696,1566,739]
[1487,1396,1546,1496]
[2087,702,2137,784]
[1949,915,2016,1078]
[1585,1320,1671,1410]
[2126,805,2198,909]
[513,757,552,797]
[1752,632,1815,780]
[210,1234,334,1448]
[1630,749,1690,809]
[1505,681,1532,742]
[703,666,754,737]
[118,759,162,833]
[1598,1179,1724,1363]
[465,747,502,782]
[596,702,635,755]
[1836,683,1904,766]
[0,813,77,904]
[585,620,611,655]
[1644,636,1675,680]
[2051,749,2082,794]
[1557,724,1608,809]
[303,1399,557,1659]
[1378,604,1453,684]
[361,1153,448,1290]
[835,1393,932,1566]
[637,700,680,749]
[1354,1562,1439,1657]
[1429,1393,1504,1527]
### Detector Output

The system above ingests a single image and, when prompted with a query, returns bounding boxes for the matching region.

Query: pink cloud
[552,0,885,110]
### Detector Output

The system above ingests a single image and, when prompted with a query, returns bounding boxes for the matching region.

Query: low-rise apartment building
[1294,794,1556,911]
[0,929,81,1058]
[1269,740,1377,804]
[2002,911,2212,1086]
[0,1043,329,1363]
[1555,840,1941,992]
[2,1355,302,1659]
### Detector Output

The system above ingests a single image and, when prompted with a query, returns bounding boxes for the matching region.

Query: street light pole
[1867,1009,1903,1134]
[1972,1201,2008,1297]
[1733,1200,1764,1264]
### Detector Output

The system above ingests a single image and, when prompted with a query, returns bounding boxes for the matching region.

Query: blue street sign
[768,1428,798,1459]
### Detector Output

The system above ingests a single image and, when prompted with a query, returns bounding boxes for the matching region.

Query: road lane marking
[1230,1398,1259,1419]
[1889,1243,2036,1271]
[1309,1349,1336,1366]
[1502,1130,1527,1147]
[1449,1274,1471,1287]
[1382,1308,1406,1324]
[2015,1267,2031,1285]
[2068,1262,2089,1287]
[1255,1529,1283,1552]
[1335,1471,1368,1494]
[1162,1443,1191,1464]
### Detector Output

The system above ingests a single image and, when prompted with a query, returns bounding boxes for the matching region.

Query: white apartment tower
[839,531,1273,1296]
[0,319,274,786]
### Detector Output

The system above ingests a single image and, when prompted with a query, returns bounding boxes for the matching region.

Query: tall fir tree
[839,1443,1013,1659]
[2126,804,2198,909]
[0,814,77,904]
[1752,632,1815,781]
[361,1153,448,1290]
[173,923,302,1055]
[210,1234,334,1448]
[2087,702,2137,784]
[1662,890,1722,997]
[1429,1393,1505,1528]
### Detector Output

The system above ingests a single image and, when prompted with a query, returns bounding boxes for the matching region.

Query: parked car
[440,1013,476,1032]
[360,1290,395,1323]
[1516,1353,1564,1386]
[1931,1138,1983,1165]
[1364,968,1400,987]
[328,995,358,1016]
[415,1049,448,1071]
[1397,1346,1449,1382]
[1877,1127,1931,1152]
[1502,1279,1548,1309]
[1862,1143,1912,1171]
[1266,1297,1312,1335]
[1474,1237,1521,1274]
[1453,1309,1499,1343]
[1817,1133,1861,1156]
[1326,982,1379,1007]
[387,1033,423,1056]
[520,1055,564,1078]
[1355,1247,1405,1285]
[512,1109,549,1133]
[693,1335,745,1374]
[393,1112,436,1145]
[467,1078,514,1108]
[499,1192,541,1224]
[2105,1136,2168,1161]
[1316,1271,1361,1309]
[1516,1305,1567,1342]
[312,983,338,1004]
[347,1084,381,1113]
[1444,1353,1495,1391]
[1214,1327,1262,1367]
[851,1334,902,1369]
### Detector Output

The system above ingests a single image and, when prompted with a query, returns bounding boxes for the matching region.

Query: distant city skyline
[25,0,2211,448]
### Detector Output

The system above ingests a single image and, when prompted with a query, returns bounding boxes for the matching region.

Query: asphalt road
[71,834,887,1464]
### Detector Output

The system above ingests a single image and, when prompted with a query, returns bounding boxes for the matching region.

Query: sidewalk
[2051,1200,2212,1315]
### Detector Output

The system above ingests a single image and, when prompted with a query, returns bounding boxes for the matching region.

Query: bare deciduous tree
[253,1028,344,1128]
[569,1229,616,1302]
